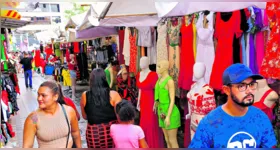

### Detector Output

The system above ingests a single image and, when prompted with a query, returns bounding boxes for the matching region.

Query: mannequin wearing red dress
[254,79,278,121]
[136,57,164,148]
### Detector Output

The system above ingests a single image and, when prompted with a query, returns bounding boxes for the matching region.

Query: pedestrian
[80,68,122,148]
[110,100,149,148]
[23,81,82,148]
[189,63,277,148]
[19,52,33,89]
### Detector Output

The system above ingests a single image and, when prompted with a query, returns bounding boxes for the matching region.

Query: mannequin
[186,62,216,139]
[69,54,77,101]
[137,57,151,110]
[254,79,279,121]
[105,63,114,88]
[155,60,180,148]
[136,56,164,148]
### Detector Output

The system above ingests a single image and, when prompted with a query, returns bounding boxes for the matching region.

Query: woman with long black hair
[23,81,81,148]
[80,68,122,148]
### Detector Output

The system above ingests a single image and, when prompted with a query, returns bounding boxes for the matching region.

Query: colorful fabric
[260,2,280,79]
[86,121,117,148]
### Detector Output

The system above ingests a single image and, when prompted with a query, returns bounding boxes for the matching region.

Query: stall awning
[1,18,30,28]
[1,10,21,20]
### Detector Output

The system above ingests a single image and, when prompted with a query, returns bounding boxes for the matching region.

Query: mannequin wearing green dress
[154,60,180,148]
[105,63,113,88]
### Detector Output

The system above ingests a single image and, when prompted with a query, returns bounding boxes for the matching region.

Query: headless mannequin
[254,79,278,117]
[106,63,114,88]
[187,62,215,139]
[70,54,76,101]
[137,57,151,111]
[156,60,179,148]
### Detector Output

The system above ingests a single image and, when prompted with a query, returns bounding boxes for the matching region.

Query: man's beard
[231,93,254,107]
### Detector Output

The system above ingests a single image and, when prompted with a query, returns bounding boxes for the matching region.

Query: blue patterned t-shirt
[189,106,277,148]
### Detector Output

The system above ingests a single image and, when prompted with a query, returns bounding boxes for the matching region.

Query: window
[50,4,60,12]
[38,3,50,12]
[52,16,61,24]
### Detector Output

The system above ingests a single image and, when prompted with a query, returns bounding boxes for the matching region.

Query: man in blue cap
[189,63,277,148]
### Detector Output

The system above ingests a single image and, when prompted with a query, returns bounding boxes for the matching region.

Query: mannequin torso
[253,79,278,120]
[187,63,216,139]
[254,79,278,108]
[139,68,151,83]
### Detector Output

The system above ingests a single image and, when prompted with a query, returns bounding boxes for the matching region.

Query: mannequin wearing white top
[186,62,216,139]
[137,57,151,111]
[187,63,207,106]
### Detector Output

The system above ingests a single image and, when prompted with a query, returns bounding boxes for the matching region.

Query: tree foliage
[64,3,89,19]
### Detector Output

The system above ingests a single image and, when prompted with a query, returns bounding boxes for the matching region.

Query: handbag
[61,104,70,148]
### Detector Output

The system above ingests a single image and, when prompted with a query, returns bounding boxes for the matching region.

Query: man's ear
[222,85,231,96]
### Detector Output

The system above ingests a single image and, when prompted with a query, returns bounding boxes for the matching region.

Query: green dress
[155,76,181,129]
[105,68,111,86]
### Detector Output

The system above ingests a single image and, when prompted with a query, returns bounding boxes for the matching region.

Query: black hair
[89,68,110,106]
[115,100,136,122]
[39,81,66,105]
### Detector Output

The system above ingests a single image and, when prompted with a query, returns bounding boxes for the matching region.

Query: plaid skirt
[86,121,117,148]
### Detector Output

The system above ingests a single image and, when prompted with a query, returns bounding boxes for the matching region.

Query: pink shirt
[110,124,145,148]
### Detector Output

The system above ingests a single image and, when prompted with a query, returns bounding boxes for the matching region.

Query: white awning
[156,2,267,17]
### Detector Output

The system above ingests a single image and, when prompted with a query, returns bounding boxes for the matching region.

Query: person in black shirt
[20,52,33,89]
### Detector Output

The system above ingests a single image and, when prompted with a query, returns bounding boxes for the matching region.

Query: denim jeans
[24,69,32,88]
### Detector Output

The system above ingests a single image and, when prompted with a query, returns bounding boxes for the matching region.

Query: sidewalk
[8,73,88,148]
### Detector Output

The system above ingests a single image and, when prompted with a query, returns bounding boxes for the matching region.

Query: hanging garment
[136,72,164,148]
[118,30,125,64]
[147,27,157,64]
[1,35,8,70]
[136,27,152,47]
[73,42,79,53]
[76,53,89,80]
[262,10,270,53]
[34,50,41,67]
[1,99,8,122]
[167,17,182,96]
[187,84,216,139]
[54,42,61,57]
[240,8,250,65]
[255,7,265,73]
[129,28,138,75]
[62,69,72,86]
[249,34,258,73]
[209,11,242,90]
[178,15,195,90]
[157,20,168,64]
[260,2,280,79]
[123,27,130,66]
[195,12,215,84]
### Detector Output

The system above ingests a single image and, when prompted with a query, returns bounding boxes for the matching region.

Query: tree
[64,3,89,19]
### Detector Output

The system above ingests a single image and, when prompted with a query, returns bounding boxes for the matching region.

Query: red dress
[129,30,137,75]
[136,72,164,148]
[178,16,195,90]
[253,89,276,121]
[210,11,242,90]
[34,50,41,67]
[260,2,280,79]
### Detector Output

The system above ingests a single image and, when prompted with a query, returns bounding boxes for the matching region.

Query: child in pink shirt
[110,100,149,148]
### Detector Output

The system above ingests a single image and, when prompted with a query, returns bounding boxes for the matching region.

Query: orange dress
[129,29,137,75]
[260,2,280,79]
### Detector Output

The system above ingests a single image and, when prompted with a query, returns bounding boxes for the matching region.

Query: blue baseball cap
[222,63,263,85]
